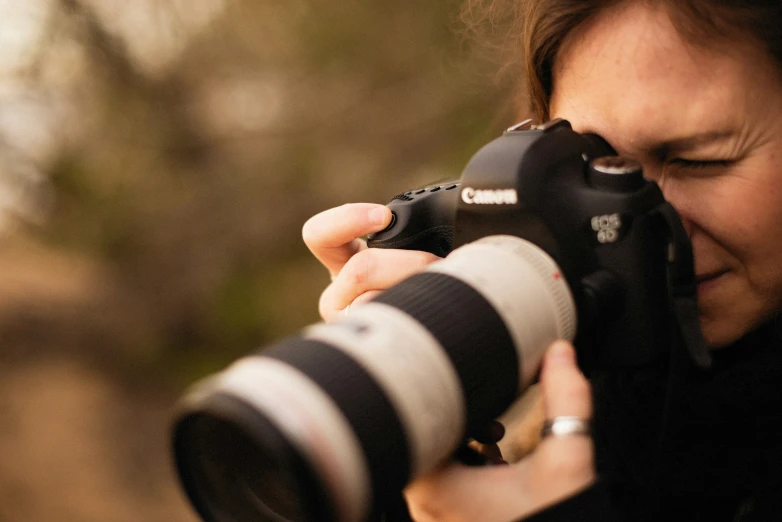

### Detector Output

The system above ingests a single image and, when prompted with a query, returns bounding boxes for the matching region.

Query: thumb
[517,341,595,511]
[539,340,592,421]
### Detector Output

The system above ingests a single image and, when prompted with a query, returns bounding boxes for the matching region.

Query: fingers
[319,247,440,321]
[302,203,393,279]
[466,440,507,465]
[350,289,384,307]
[405,342,595,522]
[539,340,592,420]
[529,340,595,498]
[319,289,382,323]
[469,420,509,465]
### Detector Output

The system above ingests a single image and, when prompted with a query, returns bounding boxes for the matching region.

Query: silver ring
[540,416,591,439]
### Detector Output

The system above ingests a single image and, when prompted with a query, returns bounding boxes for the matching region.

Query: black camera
[172,119,708,522]
[367,118,709,370]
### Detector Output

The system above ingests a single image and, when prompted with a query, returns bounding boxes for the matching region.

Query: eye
[668,158,733,170]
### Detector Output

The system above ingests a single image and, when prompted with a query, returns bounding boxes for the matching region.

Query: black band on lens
[373,272,519,433]
[265,338,412,509]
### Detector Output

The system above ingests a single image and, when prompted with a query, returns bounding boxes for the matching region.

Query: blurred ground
[0,359,194,522]
[0,235,197,521]
[0,1,519,520]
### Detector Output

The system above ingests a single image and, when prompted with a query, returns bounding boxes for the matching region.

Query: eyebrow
[655,130,735,153]
[579,126,736,159]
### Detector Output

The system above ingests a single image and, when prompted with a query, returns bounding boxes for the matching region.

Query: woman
[302,1,782,520]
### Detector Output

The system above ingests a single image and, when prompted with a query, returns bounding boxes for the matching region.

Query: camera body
[368,118,707,371]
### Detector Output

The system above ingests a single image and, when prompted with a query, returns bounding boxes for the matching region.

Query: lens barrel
[173,236,576,522]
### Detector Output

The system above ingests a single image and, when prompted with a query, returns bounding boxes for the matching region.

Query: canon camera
[171,119,709,522]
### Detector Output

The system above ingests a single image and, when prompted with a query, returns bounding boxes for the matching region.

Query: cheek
[666,173,779,269]
[706,174,782,282]
[742,194,782,275]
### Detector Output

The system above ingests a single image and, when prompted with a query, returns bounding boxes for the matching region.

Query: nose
[641,163,695,237]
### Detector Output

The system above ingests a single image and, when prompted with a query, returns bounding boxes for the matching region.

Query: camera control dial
[588,156,644,192]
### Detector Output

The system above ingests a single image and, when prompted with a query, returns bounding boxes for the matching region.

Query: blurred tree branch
[4,0,513,380]
[59,0,144,90]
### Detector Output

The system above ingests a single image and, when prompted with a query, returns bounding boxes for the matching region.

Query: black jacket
[524,318,782,521]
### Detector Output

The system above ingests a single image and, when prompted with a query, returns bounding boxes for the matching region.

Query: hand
[404,340,595,522]
[302,203,441,321]
[467,420,508,466]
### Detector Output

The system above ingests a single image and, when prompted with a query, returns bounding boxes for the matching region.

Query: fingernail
[547,340,575,364]
[369,207,387,226]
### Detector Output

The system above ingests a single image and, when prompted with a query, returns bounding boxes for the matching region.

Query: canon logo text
[461,187,519,205]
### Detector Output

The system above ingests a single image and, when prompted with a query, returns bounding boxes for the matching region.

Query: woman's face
[550,2,782,348]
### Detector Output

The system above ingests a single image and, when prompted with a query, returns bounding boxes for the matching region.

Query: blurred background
[0,0,520,520]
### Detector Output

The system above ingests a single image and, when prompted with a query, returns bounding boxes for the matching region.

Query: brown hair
[460,0,782,122]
